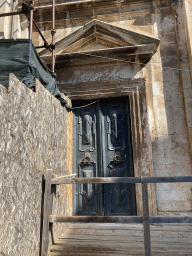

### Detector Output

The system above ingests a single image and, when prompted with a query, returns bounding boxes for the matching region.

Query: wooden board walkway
[49,223,192,256]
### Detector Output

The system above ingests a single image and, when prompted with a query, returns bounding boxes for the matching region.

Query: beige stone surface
[0,74,73,255]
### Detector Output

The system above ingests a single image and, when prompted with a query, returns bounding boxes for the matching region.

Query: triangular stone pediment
[59,32,130,54]
[40,19,160,65]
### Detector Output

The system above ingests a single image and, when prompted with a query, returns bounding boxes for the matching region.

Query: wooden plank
[51,175,192,185]
[49,253,144,256]
[41,169,52,256]
[63,229,192,238]
[49,237,192,247]
[49,252,191,256]
[150,216,192,223]
[50,253,128,256]
[49,253,191,256]
[49,253,145,256]
[51,174,77,184]
[59,231,144,238]
[141,177,151,256]
[51,241,144,247]
[49,242,192,250]
[49,215,143,223]
[51,177,141,184]
[49,250,145,256]
[58,231,192,240]
[48,222,192,256]
[50,244,192,251]
[57,235,192,244]
[68,223,192,231]
[49,244,145,252]
[147,176,192,183]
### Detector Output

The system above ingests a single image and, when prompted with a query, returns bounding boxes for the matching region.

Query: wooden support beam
[51,176,192,185]
[41,169,52,256]
[48,215,192,224]
[51,174,77,184]
[0,10,25,17]
[149,216,192,223]
[51,177,141,185]
[147,176,192,183]
[141,177,151,256]
[49,215,143,223]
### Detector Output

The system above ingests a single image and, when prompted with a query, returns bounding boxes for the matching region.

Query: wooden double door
[73,97,136,216]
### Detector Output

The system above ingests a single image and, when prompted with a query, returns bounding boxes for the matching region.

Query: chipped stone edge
[0,73,72,108]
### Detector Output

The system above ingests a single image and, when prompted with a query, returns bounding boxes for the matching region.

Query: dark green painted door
[73,97,136,216]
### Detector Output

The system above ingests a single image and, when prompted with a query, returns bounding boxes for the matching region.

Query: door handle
[83,153,91,164]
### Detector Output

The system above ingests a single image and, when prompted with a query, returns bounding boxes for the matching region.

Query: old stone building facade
[33,0,192,215]
[0,0,192,254]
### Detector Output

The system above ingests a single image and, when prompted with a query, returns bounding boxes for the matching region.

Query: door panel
[73,103,102,215]
[100,98,136,216]
[79,110,96,151]
[73,97,136,216]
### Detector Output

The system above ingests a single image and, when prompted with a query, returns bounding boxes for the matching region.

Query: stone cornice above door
[25,0,176,22]
[40,19,160,68]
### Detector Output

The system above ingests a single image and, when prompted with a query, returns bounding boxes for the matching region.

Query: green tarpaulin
[0,39,71,109]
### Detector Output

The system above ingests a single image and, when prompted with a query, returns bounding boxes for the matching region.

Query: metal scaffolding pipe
[51,0,56,72]
[33,19,49,49]
[0,10,24,17]
[29,1,34,40]
[10,0,16,38]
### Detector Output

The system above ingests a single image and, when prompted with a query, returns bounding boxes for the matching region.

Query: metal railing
[41,170,192,256]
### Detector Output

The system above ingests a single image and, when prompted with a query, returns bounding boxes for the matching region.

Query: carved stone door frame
[70,78,156,216]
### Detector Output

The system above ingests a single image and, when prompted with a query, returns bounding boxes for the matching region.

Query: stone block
[157,200,192,212]
[153,163,191,177]
[162,70,175,83]
[162,32,177,45]
[160,13,175,33]
[152,81,164,96]
[156,185,191,201]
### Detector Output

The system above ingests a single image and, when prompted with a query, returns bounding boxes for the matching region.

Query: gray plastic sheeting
[0,39,71,109]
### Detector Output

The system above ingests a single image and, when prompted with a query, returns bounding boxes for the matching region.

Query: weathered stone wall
[29,0,192,214]
[0,74,73,256]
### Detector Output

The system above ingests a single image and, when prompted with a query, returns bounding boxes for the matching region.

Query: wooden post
[41,169,52,256]
[141,177,151,256]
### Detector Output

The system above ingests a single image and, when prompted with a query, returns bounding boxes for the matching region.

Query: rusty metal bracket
[49,42,55,50]
[22,1,37,17]
[51,29,56,35]
[83,153,91,164]
[114,151,121,162]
